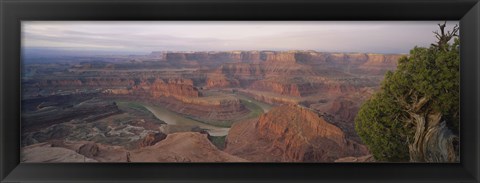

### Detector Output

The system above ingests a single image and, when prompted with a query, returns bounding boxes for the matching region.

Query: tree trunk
[408,112,459,162]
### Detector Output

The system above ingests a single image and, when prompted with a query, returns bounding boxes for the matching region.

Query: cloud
[21,21,459,54]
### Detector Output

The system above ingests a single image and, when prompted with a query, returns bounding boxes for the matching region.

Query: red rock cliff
[225,105,368,162]
[261,51,297,64]
[133,78,200,99]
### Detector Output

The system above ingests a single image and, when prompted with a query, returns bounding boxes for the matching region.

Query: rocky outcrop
[139,132,167,148]
[323,52,401,66]
[153,95,250,122]
[143,78,200,99]
[22,140,132,162]
[220,63,265,76]
[261,51,297,64]
[164,51,246,63]
[210,52,243,62]
[294,51,329,64]
[225,105,368,162]
[214,63,265,87]
[327,97,359,123]
[205,74,240,88]
[249,80,302,97]
[77,142,100,158]
[163,51,298,64]
[362,53,402,67]
[130,132,247,162]
[238,90,299,105]
[98,78,202,99]
[241,51,262,62]
[326,53,367,63]
[156,51,401,67]
[21,142,98,162]
[247,78,363,97]
[21,132,246,163]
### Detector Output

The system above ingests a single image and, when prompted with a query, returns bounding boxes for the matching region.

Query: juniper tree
[355,22,460,162]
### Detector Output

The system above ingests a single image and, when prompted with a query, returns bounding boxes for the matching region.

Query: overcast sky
[22,21,460,54]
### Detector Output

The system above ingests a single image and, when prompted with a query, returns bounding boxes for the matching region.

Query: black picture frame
[1,0,479,182]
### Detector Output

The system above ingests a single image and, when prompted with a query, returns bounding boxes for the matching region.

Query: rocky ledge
[224,105,368,162]
[21,132,247,162]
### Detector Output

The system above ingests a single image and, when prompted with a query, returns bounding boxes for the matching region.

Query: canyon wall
[133,78,201,99]
[149,51,403,68]
[225,105,368,162]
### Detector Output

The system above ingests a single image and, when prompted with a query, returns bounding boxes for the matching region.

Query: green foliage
[355,92,410,161]
[355,37,460,161]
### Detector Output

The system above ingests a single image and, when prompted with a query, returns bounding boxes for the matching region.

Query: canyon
[224,105,368,162]
[21,50,403,162]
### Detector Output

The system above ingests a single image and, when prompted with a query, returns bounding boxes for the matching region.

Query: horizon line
[23,47,410,55]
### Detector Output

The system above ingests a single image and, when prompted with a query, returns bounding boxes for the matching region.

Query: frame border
[1,0,479,182]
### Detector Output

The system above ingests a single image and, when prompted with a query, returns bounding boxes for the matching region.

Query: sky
[22,21,460,54]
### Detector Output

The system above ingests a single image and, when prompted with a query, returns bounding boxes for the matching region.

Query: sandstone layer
[130,132,247,162]
[22,132,247,162]
[225,105,368,162]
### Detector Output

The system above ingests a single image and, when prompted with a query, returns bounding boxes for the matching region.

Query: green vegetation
[208,135,227,150]
[355,23,460,162]
[355,92,411,161]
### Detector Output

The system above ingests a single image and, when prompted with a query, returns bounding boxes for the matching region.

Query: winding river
[142,104,230,136]
[124,92,273,137]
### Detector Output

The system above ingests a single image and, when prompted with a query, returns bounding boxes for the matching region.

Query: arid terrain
[21,50,403,162]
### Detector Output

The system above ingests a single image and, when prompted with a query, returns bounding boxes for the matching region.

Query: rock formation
[205,74,240,88]
[77,142,100,158]
[133,78,200,99]
[130,132,247,162]
[21,132,246,162]
[21,142,98,162]
[327,97,359,123]
[139,132,167,148]
[225,105,368,162]
[152,95,250,122]
[261,51,297,64]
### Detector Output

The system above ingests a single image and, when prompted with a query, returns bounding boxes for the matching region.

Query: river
[122,91,272,137]
[142,104,230,136]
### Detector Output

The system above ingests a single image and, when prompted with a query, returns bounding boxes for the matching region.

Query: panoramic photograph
[20,21,460,163]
